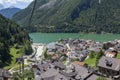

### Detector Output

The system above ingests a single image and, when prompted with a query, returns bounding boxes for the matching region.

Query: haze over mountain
[0,4,4,10]
[0,7,21,18]
[12,0,120,33]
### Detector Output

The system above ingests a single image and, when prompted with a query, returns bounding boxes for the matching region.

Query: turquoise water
[29,33,120,43]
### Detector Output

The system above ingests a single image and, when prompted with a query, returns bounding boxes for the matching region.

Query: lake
[29,33,120,43]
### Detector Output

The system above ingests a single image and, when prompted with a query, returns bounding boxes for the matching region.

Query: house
[52,61,66,70]
[33,62,75,80]
[72,61,87,67]
[71,63,98,80]
[103,42,116,49]
[52,54,60,60]
[32,61,52,77]
[67,50,89,61]
[98,56,120,79]
[33,60,99,80]
[105,48,118,58]
[114,44,120,53]
[79,50,90,61]
[0,69,12,80]
[88,47,101,53]
[68,51,80,59]
[47,42,65,55]
[36,68,75,80]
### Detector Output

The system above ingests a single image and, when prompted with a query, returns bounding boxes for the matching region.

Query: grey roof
[85,74,99,80]
[105,48,117,53]
[42,76,55,80]
[35,76,55,80]
[72,64,93,80]
[39,68,71,80]
[47,42,56,49]
[73,64,88,74]
[34,58,99,80]
[40,68,58,78]
[59,70,77,77]
[98,56,120,71]
[47,42,64,49]
[37,63,50,73]
[52,61,66,69]
[106,49,114,52]
[54,73,69,80]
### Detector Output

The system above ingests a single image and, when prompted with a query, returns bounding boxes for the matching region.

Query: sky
[0,0,33,9]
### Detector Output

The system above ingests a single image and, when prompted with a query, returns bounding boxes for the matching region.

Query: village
[0,0,119,80]
[1,38,120,80]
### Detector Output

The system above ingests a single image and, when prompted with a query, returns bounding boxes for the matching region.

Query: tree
[102,44,109,50]
[96,50,104,66]
[96,50,104,60]
[13,69,34,80]
[89,51,95,59]
[24,40,33,55]
[43,49,48,59]
[0,14,32,67]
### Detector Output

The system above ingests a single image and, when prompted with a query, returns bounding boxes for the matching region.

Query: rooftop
[98,56,120,71]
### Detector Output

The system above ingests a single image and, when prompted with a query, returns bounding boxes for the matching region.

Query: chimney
[43,67,46,72]
[105,59,112,67]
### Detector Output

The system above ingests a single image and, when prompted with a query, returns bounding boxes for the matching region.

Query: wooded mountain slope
[12,0,120,33]
[0,14,32,67]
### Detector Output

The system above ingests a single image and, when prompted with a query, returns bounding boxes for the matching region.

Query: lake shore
[29,33,120,43]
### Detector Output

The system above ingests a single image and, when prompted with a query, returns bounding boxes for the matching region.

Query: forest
[0,14,32,67]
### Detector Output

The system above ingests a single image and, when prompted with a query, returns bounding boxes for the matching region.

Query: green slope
[12,0,120,33]
[0,14,32,68]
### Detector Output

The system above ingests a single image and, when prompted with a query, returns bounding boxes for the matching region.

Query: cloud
[0,0,33,8]
[17,0,33,3]
[0,0,33,4]
[6,0,16,4]
[0,0,15,4]
[0,0,4,4]
[0,0,33,3]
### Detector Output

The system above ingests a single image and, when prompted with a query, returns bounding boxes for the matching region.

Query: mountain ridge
[0,4,4,10]
[0,7,21,18]
[12,0,120,33]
